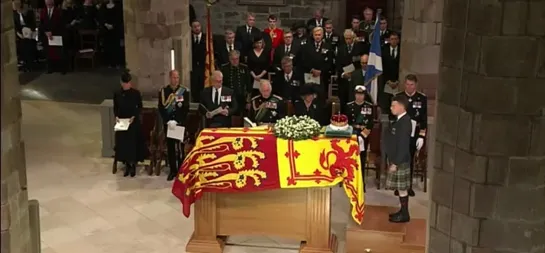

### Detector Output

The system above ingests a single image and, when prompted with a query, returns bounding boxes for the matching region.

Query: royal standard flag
[203,8,215,87]
[172,128,365,224]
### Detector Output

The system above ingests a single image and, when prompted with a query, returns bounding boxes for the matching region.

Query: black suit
[306,17,329,30]
[235,25,261,57]
[13,10,37,69]
[299,40,333,101]
[191,33,206,102]
[336,42,368,107]
[273,68,304,100]
[215,41,242,67]
[199,86,239,128]
[323,32,340,51]
[380,44,401,112]
[272,43,301,70]
[379,29,392,44]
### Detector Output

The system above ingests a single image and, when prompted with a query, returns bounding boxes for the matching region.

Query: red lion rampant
[319,139,360,181]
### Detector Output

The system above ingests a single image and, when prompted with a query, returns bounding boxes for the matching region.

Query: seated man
[346,85,375,191]
[249,80,286,125]
[294,84,325,125]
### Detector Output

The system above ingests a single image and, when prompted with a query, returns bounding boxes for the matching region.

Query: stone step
[345,205,426,253]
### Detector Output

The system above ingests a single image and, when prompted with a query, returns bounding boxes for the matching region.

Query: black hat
[300,84,316,96]
[253,34,263,43]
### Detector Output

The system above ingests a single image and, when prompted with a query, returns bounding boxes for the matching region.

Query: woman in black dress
[61,0,78,72]
[293,84,325,125]
[247,35,270,97]
[113,70,148,177]
[99,0,124,68]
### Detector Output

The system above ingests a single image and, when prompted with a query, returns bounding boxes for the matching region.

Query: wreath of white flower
[273,115,321,140]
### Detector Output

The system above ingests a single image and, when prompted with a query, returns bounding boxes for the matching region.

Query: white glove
[358,136,366,152]
[167,120,177,129]
[416,137,424,150]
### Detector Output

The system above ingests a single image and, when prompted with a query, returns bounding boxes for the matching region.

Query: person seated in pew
[293,84,326,125]
[249,80,286,126]
[113,70,148,178]
[346,85,375,191]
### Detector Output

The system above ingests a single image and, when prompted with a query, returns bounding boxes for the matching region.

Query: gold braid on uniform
[161,86,177,107]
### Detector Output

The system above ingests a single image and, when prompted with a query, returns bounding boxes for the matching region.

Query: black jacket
[199,86,239,127]
[385,113,412,165]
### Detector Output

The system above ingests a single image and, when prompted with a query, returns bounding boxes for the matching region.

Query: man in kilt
[385,94,412,223]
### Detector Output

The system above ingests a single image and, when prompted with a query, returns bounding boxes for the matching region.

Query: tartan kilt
[386,163,411,191]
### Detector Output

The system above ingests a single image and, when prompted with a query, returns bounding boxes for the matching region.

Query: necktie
[194,35,198,43]
[348,45,352,53]
[285,46,290,54]
[229,45,233,52]
[285,74,290,82]
[392,48,396,58]
[247,27,251,34]
[214,89,220,105]
[48,8,52,18]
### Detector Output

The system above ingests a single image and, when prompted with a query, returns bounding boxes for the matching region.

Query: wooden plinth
[186,188,336,253]
[345,205,426,253]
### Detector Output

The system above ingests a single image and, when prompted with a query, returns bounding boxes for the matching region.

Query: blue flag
[364,14,383,104]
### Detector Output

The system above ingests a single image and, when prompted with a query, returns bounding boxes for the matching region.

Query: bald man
[199,71,239,128]
[158,70,191,181]
[249,80,286,125]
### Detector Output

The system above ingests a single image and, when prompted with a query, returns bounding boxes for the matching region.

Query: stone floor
[22,100,429,253]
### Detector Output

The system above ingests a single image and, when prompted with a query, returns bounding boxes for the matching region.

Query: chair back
[328,75,338,98]
[78,29,98,52]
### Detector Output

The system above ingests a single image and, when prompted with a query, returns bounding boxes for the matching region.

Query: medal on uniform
[408,98,412,103]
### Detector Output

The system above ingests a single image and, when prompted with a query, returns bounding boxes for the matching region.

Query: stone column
[124,0,192,99]
[1,0,32,252]
[429,1,545,253]
[399,0,443,104]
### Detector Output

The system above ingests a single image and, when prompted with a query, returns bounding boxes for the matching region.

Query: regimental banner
[172,128,364,224]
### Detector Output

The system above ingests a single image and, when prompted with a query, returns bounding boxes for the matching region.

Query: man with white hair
[346,85,375,192]
[249,80,286,125]
[336,29,369,108]
[199,70,239,128]
[299,26,333,102]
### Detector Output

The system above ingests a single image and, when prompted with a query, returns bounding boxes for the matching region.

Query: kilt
[386,162,411,191]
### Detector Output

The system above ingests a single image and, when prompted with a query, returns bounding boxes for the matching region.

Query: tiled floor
[22,100,429,253]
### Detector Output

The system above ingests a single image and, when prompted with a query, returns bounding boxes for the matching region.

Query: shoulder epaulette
[272,94,283,100]
[417,91,427,97]
[221,63,229,67]
[364,101,373,106]
[346,101,355,105]
[239,63,248,67]
[251,95,260,100]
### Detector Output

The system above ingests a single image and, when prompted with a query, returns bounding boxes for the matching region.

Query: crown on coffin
[330,114,348,127]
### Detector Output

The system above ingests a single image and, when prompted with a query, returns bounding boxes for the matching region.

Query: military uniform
[395,91,427,196]
[346,99,375,188]
[358,20,375,42]
[220,62,251,115]
[250,94,286,125]
[158,85,190,180]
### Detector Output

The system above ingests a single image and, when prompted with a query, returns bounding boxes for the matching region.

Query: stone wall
[1,0,32,252]
[124,0,192,98]
[429,1,545,253]
[190,0,343,33]
[399,0,442,102]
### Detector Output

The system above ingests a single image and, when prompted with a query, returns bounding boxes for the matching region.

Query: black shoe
[167,172,176,181]
[389,212,410,223]
[408,188,415,197]
[394,190,399,196]
[389,210,401,217]
[129,164,136,177]
[123,166,130,177]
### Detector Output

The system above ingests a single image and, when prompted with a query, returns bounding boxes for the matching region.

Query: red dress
[264,28,283,64]
[39,7,64,60]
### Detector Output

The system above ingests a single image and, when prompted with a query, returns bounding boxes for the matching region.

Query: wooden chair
[147,110,167,175]
[413,140,428,192]
[75,30,98,70]
[286,101,295,116]
[367,121,382,189]
[328,75,338,99]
